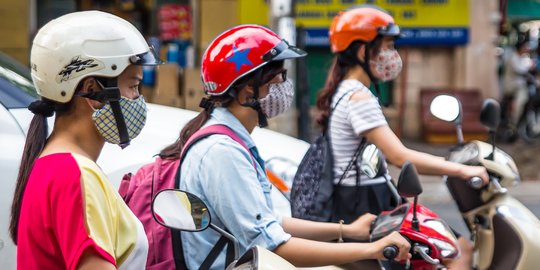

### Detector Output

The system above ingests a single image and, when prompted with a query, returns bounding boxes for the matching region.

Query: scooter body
[430,95,540,270]
[372,202,460,270]
[446,140,540,270]
[370,162,460,270]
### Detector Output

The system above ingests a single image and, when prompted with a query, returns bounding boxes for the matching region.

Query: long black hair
[9,99,74,244]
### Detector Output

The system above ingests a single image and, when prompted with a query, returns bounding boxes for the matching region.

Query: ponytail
[159,95,234,159]
[9,98,74,243]
[9,100,53,244]
[316,42,363,131]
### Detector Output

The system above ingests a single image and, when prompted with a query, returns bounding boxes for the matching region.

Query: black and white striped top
[329,79,389,186]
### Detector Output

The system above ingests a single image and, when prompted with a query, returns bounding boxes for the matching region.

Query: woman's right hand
[372,231,411,261]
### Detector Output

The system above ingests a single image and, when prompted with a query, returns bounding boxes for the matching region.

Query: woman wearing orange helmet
[159,24,411,268]
[318,5,489,269]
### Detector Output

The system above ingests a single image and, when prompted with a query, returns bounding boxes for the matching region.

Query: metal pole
[270,0,299,136]
[296,25,311,142]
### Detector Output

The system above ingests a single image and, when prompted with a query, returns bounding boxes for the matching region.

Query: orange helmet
[329,6,400,53]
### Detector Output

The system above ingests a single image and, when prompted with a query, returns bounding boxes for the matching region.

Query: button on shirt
[179,107,291,269]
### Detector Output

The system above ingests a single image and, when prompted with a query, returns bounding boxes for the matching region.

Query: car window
[0,52,38,108]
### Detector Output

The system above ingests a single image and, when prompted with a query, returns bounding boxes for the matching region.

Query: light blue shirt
[179,107,291,269]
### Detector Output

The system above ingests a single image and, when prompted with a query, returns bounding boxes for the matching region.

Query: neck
[43,110,105,162]
[227,102,258,133]
[344,65,371,86]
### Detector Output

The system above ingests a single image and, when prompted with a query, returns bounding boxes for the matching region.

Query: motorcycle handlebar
[383,245,398,260]
[468,176,484,189]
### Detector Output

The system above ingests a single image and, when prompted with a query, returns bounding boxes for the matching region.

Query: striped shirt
[329,79,389,186]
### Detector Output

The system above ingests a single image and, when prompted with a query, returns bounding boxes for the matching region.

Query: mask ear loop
[355,37,383,98]
[238,69,269,127]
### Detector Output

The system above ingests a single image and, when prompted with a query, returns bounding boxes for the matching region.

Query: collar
[208,107,257,149]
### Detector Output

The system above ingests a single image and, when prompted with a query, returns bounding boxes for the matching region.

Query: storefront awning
[508,0,540,21]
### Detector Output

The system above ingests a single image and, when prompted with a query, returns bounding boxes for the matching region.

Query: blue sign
[304,27,469,47]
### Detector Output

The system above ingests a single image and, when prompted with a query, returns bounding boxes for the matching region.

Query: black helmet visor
[262,40,307,62]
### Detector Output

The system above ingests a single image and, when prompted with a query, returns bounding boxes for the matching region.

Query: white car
[0,52,308,269]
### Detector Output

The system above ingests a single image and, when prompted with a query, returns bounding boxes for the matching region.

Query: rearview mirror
[397,162,423,197]
[152,189,210,232]
[480,98,501,131]
[359,144,384,178]
[430,95,462,123]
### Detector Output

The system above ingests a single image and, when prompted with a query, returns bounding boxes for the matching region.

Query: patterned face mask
[92,96,147,145]
[370,48,403,82]
[259,78,294,118]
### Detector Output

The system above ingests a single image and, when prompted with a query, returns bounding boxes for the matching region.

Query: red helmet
[201,24,306,95]
[329,6,400,53]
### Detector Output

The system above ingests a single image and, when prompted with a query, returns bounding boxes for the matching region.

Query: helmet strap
[356,39,381,98]
[92,78,131,148]
[238,69,269,127]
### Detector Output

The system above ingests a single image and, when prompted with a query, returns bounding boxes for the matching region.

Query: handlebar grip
[468,176,484,189]
[383,245,398,260]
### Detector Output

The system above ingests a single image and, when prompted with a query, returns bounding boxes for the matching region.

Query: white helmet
[31,10,162,103]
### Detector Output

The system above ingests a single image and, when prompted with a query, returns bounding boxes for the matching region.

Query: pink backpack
[119,124,254,270]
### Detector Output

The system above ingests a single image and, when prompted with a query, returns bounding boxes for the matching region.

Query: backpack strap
[330,89,365,187]
[336,137,367,187]
[172,124,256,269]
[175,124,256,188]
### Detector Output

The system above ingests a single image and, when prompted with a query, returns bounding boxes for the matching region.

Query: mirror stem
[209,223,239,260]
[412,196,419,231]
[384,175,401,206]
[456,123,464,145]
[486,131,495,161]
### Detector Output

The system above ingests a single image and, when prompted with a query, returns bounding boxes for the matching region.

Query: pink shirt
[17,153,147,270]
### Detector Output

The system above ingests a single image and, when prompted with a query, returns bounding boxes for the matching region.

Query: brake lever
[413,244,440,265]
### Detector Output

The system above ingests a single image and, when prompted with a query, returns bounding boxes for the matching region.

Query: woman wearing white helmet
[9,11,161,269]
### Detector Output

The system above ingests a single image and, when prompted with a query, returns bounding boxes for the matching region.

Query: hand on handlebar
[460,165,489,186]
[345,213,377,240]
[374,231,411,261]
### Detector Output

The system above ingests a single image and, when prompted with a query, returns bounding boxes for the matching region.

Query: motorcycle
[362,147,460,270]
[517,73,540,143]
[499,72,540,143]
[429,94,540,270]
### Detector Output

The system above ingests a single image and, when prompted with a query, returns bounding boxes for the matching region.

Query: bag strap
[176,124,256,189]
[336,137,367,187]
[172,124,256,269]
[331,88,367,187]
[331,89,353,112]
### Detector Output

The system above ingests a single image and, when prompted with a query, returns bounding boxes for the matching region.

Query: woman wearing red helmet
[159,24,411,268]
[318,5,488,269]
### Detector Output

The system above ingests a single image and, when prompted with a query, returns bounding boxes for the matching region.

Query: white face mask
[259,78,294,118]
[370,48,403,81]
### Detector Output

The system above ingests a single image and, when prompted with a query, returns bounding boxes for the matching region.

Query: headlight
[428,237,459,258]
[424,219,460,258]
[494,149,519,179]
